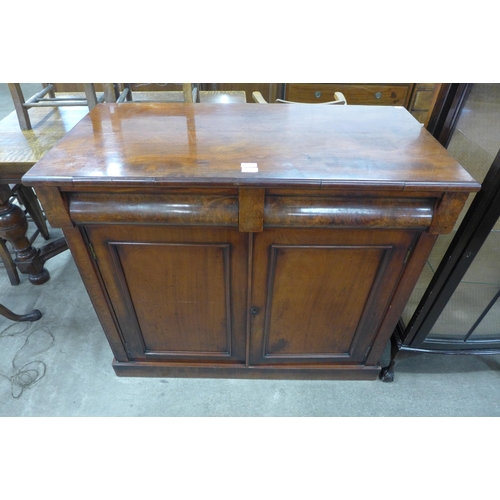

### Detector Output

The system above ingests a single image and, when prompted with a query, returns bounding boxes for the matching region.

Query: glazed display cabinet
[381,84,500,380]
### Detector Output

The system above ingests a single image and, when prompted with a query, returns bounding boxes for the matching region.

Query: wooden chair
[8,83,104,130]
[108,83,247,104]
[252,91,347,105]
[13,185,50,240]
[0,237,18,285]
[105,83,200,104]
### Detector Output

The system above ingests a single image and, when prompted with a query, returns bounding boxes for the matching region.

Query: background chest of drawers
[205,83,438,124]
[284,83,437,124]
[48,83,439,125]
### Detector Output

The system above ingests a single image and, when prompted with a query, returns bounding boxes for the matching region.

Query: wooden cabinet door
[249,229,416,366]
[85,225,248,364]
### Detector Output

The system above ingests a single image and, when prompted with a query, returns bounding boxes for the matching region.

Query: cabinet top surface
[23,103,479,191]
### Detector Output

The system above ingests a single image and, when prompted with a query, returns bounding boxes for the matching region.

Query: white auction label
[241,162,258,173]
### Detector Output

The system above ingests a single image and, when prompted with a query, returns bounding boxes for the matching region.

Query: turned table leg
[0,185,50,285]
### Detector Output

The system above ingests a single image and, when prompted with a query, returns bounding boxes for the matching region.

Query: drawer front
[413,88,435,109]
[286,83,412,106]
[408,84,438,124]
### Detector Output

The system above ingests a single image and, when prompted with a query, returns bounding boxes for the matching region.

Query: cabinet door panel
[85,225,247,363]
[250,229,415,365]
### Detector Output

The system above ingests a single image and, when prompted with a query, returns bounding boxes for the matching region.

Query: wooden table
[0,105,89,284]
[23,103,480,380]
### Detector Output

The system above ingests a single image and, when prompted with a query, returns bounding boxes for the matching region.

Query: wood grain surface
[0,104,88,182]
[23,103,480,192]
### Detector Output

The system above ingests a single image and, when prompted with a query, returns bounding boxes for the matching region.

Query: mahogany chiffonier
[22,103,480,380]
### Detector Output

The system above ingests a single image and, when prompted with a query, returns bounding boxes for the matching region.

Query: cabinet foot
[379,365,395,382]
[379,328,402,383]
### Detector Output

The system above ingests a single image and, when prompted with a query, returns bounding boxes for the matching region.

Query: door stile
[245,232,254,367]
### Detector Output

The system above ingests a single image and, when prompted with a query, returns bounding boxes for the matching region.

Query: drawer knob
[315,91,322,98]
[375,92,382,99]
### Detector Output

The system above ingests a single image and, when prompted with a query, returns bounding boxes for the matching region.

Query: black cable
[0,322,55,399]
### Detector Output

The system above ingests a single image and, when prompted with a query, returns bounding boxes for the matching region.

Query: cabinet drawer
[286,83,412,106]
[413,89,435,109]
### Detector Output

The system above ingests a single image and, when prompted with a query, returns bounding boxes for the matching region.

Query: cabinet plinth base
[112,360,380,380]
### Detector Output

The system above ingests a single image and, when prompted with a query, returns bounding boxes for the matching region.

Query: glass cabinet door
[401,84,500,352]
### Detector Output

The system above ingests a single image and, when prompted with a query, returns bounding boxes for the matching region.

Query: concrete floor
[1,83,500,416]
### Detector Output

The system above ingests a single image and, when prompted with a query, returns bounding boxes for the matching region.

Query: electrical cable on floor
[0,321,55,399]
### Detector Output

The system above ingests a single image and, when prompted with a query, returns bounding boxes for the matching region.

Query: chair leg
[0,303,41,322]
[42,83,56,98]
[84,83,98,110]
[13,185,50,240]
[8,83,31,130]
[182,83,194,103]
[123,83,133,101]
[0,238,20,285]
[103,83,119,103]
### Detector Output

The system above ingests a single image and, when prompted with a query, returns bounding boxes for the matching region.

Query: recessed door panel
[264,245,385,355]
[85,225,247,363]
[115,242,231,354]
[250,229,415,365]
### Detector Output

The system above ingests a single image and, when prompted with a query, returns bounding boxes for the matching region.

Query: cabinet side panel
[62,226,129,361]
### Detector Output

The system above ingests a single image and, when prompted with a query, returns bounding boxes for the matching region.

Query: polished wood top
[23,103,480,192]
[0,104,89,183]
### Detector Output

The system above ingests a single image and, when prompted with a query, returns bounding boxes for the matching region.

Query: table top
[0,104,89,183]
[0,93,246,184]
[23,103,480,192]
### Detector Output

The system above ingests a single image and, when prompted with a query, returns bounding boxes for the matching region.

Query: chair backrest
[8,83,102,130]
[112,84,247,104]
[110,83,199,103]
[252,91,347,105]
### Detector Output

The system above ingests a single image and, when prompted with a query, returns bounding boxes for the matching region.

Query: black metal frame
[380,83,500,381]
[426,83,472,147]
[404,147,500,352]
